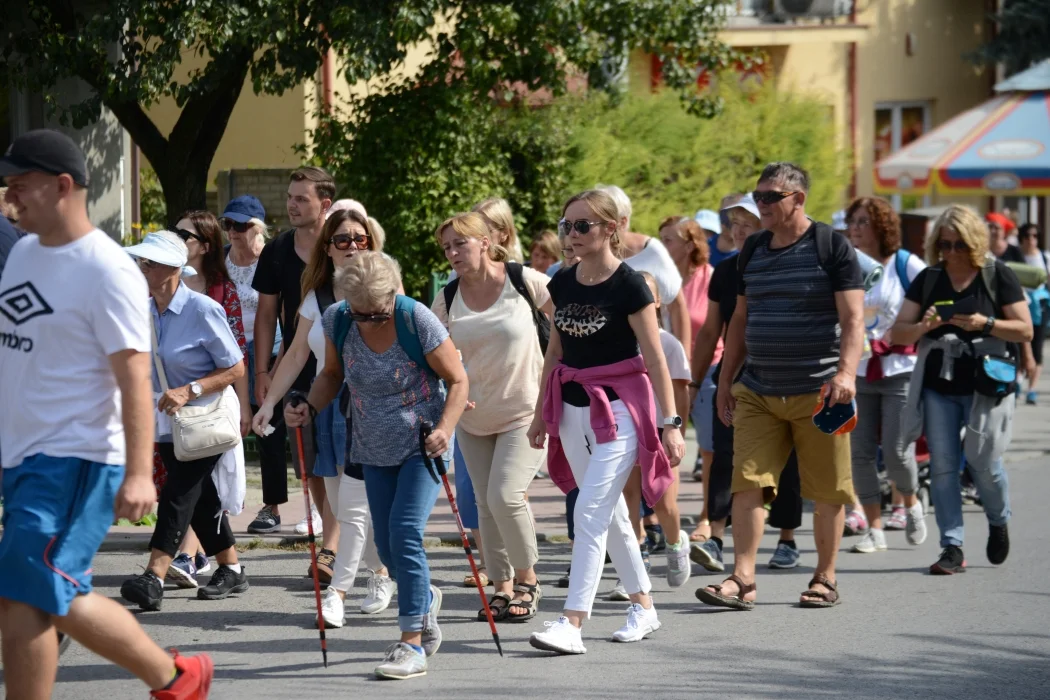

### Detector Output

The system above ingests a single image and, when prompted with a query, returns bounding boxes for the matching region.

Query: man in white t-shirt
[0,130,212,698]
[596,184,692,359]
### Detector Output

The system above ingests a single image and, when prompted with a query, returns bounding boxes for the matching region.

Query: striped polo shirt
[738,223,863,396]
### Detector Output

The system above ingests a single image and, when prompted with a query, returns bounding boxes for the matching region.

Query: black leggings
[255,399,290,506]
[150,444,236,557]
[708,389,802,530]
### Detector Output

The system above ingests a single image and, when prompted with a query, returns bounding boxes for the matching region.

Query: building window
[875,102,931,211]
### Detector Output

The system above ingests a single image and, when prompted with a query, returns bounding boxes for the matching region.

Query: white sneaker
[851,528,888,554]
[360,569,396,614]
[606,580,629,601]
[320,586,345,629]
[666,536,691,588]
[611,603,661,643]
[295,504,323,536]
[906,503,928,545]
[529,616,587,655]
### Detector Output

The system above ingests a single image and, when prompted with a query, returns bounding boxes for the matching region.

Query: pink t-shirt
[681,264,723,366]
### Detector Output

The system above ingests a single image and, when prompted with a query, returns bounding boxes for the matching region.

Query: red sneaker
[150,650,213,700]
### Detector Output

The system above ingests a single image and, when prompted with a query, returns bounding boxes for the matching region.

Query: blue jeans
[363,455,441,632]
[923,389,1011,548]
[452,438,479,529]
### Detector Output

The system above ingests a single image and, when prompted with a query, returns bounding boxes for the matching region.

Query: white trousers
[560,401,651,616]
[323,473,379,593]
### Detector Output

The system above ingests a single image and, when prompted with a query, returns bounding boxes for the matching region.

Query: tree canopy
[970,0,1050,77]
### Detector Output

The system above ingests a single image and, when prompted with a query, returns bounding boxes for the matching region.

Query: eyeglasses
[936,239,970,253]
[751,190,799,205]
[349,311,391,324]
[331,233,370,250]
[220,218,252,233]
[175,227,204,243]
[846,217,870,228]
[558,219,606,236]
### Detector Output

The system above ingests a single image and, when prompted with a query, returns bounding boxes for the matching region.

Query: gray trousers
[850,373,918,505]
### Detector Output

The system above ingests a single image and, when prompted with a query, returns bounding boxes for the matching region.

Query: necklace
[578,261,616,284]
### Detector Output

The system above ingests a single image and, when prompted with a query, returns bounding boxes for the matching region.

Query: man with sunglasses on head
[699,162,864,611]
[250,168,334,538]
[0,129,212,698]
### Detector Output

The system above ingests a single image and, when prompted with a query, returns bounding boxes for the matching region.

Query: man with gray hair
[698,161,864,610]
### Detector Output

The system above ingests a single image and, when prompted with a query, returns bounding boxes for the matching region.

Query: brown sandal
[694,574,756,611]
[799,573,840,608]
[477,592,511,621]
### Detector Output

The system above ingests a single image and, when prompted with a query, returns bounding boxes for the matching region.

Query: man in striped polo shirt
[699,162,864,611]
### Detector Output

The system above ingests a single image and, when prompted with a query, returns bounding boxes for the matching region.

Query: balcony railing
[724,0,854,23]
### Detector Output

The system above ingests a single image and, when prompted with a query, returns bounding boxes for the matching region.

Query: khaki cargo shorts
[730,383,854,505]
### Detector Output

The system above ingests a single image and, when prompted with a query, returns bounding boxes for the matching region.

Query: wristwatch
[189,381,203,399]
[664,415,684,429]
[983,316,996,334]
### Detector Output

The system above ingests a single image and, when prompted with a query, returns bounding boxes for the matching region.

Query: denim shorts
[0,454,124,616]
[313,388,347,479]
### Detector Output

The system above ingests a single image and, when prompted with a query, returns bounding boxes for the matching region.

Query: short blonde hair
[595,184,632,224]
[562,189,626,259]
[531,230,561,260]
[472,198,521,262]
[435,211,508,262]
[925,205,990,269]
[368,217,386,251]
[336,251,402,312]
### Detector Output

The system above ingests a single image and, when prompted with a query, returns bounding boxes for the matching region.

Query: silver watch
[189,381,203,399]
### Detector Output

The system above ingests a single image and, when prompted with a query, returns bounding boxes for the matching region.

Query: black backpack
[443,261,550,353]
[736,221,838,276]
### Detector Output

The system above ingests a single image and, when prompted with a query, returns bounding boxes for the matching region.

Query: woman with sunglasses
[527,189,685,655]
[252,207,397,626]
[891,205,1032,575]
[154,210,249,588]
[286,251,468,679]
[120,231,248,611]
[432,211,552,624]
[1017,223,1049,404]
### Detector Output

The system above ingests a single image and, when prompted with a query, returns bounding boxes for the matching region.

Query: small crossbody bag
[151,317,241,461]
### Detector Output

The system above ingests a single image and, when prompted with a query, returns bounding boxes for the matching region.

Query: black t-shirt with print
[905,261,1025,395]
[548,262,654,407]
[252,229,315,390]
[706,252,739,384]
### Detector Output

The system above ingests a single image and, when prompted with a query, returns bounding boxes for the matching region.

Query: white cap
[694,209,721,235]
[832,210,847,232]
[327,198,367,220]
[720,193,760,221]
[124,231,189,268]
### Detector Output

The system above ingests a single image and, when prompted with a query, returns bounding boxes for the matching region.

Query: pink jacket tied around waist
[542,355,674,507]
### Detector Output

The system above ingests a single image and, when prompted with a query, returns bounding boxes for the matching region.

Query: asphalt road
[15,453,1049,700]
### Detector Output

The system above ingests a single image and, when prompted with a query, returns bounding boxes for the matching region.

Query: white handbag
[151,317,241,462]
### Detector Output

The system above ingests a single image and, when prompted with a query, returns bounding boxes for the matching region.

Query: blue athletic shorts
[0,454,124,616]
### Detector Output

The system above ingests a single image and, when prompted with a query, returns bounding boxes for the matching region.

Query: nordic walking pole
[287,391,328,668]
[420,421,504,657]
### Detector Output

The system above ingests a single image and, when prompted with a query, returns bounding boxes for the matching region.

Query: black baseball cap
[0,129,89,187]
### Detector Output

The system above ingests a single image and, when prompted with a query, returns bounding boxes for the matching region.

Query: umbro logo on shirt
[0,282,53,326]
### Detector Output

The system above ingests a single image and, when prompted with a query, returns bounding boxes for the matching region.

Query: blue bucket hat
[222,195,266,224]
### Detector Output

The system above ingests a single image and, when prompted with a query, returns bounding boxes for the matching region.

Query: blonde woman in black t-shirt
[526,189,685,655]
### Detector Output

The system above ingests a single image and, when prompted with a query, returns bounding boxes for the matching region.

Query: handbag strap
[150,314,170,393]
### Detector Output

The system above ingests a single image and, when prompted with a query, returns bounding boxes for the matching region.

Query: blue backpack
[331,294,438,478]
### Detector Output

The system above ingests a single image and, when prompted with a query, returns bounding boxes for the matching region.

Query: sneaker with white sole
[611,603,661,643]
[295,504,323,536]
[420,585,442,657]
[246,504,281,534]
[606,580,629,602]
[320,586,345,629]
[374,642,427,680]
[666,536,691,588]
[851,528,888,553]
[194,552,211,575]
[884,507,907,531]
[529,616,587,655]
[167,553,198,589]
[767,541,800,569]
[906,503,927,545]
[690,539,725,572]
[361,570,396,614]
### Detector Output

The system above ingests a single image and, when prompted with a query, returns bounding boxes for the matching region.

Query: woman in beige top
[432,211,553,622]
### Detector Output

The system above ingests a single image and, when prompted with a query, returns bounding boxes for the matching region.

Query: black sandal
[478,592,511,622]
[799,573,840,608]
[694,574,756,611]
[505,582,541,623]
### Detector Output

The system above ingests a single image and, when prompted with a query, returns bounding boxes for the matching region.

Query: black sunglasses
[936,239,970,253]
[331,233,370,250]
[558,218,606,236]
[175,227,204,243]
[751,190,800,205]
[220,218,252,233]
[349,311,391,324]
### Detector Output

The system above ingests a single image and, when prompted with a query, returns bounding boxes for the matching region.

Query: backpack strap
[981,259,999,309]
[505,261,550,353]
[920,264,943,312]
[814,222,834,269]
[442,278,461,318]
[315,282,336,314]
[394,294,439,377]
[332,300,353,358]
[895,249,913,294]
[737,230,771,277]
